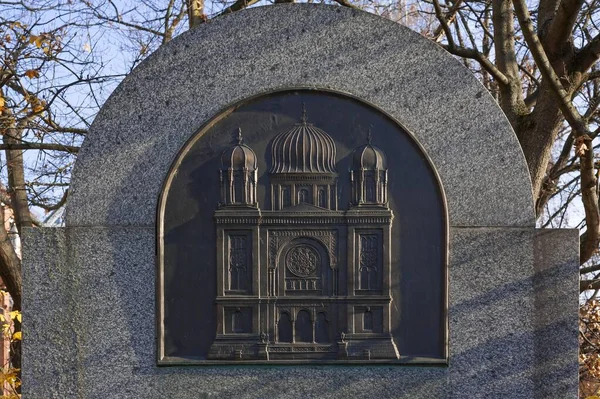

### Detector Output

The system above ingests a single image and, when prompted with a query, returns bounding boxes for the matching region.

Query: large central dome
[270,112,337,174]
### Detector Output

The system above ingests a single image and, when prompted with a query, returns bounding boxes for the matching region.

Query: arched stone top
[66,4,534,227]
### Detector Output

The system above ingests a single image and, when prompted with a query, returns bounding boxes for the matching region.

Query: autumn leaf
[32,100,47,113]
[28,34,44,48]
[24,69,39,79]
[9,311,21,323]
[575,135,591,157]
[26,96,45,113]
[11,331,21,341]
[0,96,5,109]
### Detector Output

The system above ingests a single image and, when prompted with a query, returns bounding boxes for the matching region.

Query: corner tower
[350,130,388,207]
[219,128,258,208]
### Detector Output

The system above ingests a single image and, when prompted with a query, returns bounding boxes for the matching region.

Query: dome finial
[367,126,373,144]
[301,102,307,124]
[237,127,243,144]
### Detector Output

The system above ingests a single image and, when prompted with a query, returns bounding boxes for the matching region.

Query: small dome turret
[350,129,389,207]
[351,133,387,170]
[221,128,257,171]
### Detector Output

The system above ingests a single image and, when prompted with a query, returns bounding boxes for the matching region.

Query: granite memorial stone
[23,4,579,398]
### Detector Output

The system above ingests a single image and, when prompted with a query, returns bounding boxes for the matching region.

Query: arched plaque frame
[157,88,448,364]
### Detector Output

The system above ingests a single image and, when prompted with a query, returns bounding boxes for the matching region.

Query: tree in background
[1,0,599,394]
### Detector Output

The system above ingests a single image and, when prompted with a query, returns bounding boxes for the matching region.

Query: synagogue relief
[209,109,399,361]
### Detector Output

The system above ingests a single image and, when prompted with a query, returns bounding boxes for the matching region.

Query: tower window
[229,235,248,291]
[318,188,327,208]
[359,234,379,290]
[282,187,291,207]
[233,171,245,203]
[365,174,376,203]
[298,188,310,204]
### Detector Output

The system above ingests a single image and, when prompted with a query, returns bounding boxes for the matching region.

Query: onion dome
[270,108,336,174]
[221,128,257,170]
[352,131,387,170]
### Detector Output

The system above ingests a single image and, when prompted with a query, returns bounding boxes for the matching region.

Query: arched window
[278,312,293,343]
[364,174,376,203]
[318,188,327,208]
[315,312,329,343]
[298,188,310,204]
[295,310,312,342]
[233,171,244,203]
[282,187,291,208]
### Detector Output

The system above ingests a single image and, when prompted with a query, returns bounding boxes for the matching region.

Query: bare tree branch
[492,0,527,123]
[581,263,600,275]
[0,143,79,153]
[575,34,600,75]
[540,0,584,54]
[214,0,264,16]
[439,44,509,85]
[431,0,464,42]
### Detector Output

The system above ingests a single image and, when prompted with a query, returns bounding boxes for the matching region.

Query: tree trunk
[187,0,205,28]
[0,206,21,311]
[515,82,564,201]
[3,119,32,235]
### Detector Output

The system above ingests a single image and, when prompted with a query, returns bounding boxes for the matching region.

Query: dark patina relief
[159,90,446,364]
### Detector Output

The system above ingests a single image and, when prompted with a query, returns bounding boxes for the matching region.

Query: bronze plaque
[159,90,446,364]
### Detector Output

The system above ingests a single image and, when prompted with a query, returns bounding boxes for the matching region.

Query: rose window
[286,245,319,277]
